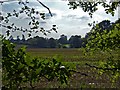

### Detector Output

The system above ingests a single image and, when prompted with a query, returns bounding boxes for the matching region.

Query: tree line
[9,19,119,49]
[9,34,84,48]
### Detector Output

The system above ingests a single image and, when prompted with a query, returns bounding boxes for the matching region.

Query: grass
[26,48,120,88]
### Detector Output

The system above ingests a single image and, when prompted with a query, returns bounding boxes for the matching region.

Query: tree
[68,0,120,84]
[85,19,120,51]
[22,34,25,42]
[69,35,82,48]
[27,36,47,48]
[48,38,57,48]
[58,34,68,45]
[2,39,73,89]
[68,1,120,17]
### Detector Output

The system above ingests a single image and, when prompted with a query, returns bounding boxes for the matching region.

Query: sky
[0,0,119,39]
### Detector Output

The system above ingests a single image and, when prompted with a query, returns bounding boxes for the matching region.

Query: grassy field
[26,48,120,88]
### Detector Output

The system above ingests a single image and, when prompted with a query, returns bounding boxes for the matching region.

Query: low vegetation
[2,40,119,89]
[26,48,120,88]
[2,40,76,89]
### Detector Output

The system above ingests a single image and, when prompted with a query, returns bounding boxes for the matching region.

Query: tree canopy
[68,1,120,17]
[85,19,120,52]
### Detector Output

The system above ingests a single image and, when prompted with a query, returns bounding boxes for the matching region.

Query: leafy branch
[85,63,120,71]
[0,0,57,37]
[69,69,88,76]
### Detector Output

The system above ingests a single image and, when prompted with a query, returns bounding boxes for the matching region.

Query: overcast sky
[0,0,119,39]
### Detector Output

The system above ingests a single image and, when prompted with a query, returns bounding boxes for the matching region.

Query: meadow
[26,48,120,88]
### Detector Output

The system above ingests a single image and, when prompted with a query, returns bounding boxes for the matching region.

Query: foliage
[98,54,120,83]
[69,35,82,48]
[68,1,120,50]
[84,19,120,84]
[85,19,120,52]
[68,1,120,18]
[68,1,120,83]
[0,0,57,37]
[27,48,120,88]
[2,40,72,89]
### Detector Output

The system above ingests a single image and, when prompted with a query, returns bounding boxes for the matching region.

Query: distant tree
[58,34,68,45]
[48,38,57,48]
[16,36,20,41]
[27,37,38,47]
[8,35,14,41]
[22,34,25,42]
[37,37,47,48]
[27,36,47,48]
[69,35,82,48]
[98,20,111,30]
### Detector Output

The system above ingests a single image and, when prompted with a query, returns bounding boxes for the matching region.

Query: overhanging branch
[0,23,33,33]
[0,0,53,17]
[0,0,17,3]
[85,63,120,71]
[36,0,52,17]
[69,70,88,76]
